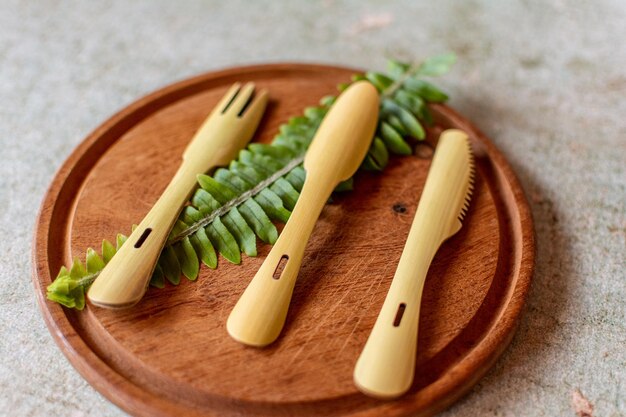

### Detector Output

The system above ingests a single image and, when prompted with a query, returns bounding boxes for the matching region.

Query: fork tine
[216,83,242,113]
[226,82,256,116]
[240,88,269,120]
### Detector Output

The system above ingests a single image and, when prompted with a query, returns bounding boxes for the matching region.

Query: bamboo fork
[227,81,380,347]
[88,83,268,309]
[353,129,475,398]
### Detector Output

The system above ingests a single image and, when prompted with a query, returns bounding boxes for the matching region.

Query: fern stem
[381,62,422,99]
[77,273,98,289]
[168,154,306,245]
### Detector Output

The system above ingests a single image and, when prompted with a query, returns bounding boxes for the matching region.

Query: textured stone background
[0,0,624,416]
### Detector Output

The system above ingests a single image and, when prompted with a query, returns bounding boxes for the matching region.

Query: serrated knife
[353,129,475,398]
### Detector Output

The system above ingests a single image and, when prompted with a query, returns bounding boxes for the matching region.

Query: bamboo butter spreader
[227,81,379,347]
[88,83,268,308]
[354,129,475,399]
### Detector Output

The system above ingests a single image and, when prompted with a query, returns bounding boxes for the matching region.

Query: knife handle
[353,211,440,398]
[227,177,335,346]
[87,161,204,308]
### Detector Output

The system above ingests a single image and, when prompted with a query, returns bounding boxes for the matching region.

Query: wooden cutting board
[32,63,535,417]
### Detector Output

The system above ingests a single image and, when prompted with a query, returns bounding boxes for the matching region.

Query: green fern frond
[47,54,456,309]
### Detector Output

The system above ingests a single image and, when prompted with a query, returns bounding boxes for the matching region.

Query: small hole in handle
[393,303,407,327]
[272,255,289,279]
[134,228,152,248]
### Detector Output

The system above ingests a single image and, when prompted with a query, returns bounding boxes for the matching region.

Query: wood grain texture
[31,64,535,417]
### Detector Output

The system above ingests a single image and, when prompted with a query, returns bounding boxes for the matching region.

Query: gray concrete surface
[1,0,624,416]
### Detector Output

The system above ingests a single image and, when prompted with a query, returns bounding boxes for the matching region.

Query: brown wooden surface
[32,64,535,417]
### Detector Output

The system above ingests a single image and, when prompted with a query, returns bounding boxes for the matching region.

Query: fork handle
[87,158,206,308]
[226,176,336,346]
[353,213,440,398]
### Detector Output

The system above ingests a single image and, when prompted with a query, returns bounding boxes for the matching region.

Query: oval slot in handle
[393,303,406,327]
[272,255,289,280]
[134,228,153,248]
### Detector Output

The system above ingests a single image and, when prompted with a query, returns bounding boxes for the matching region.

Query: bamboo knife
[353,129,475,398]
[227,81,380,347]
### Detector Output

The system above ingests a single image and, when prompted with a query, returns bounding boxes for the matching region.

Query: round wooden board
[32,64,534,417]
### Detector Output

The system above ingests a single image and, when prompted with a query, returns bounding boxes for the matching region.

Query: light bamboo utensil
[226,81,379,347]
[88,83,268,309]
[353,129,475,399]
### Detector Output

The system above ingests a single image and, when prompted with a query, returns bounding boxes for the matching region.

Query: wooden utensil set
[86,81,475,399]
